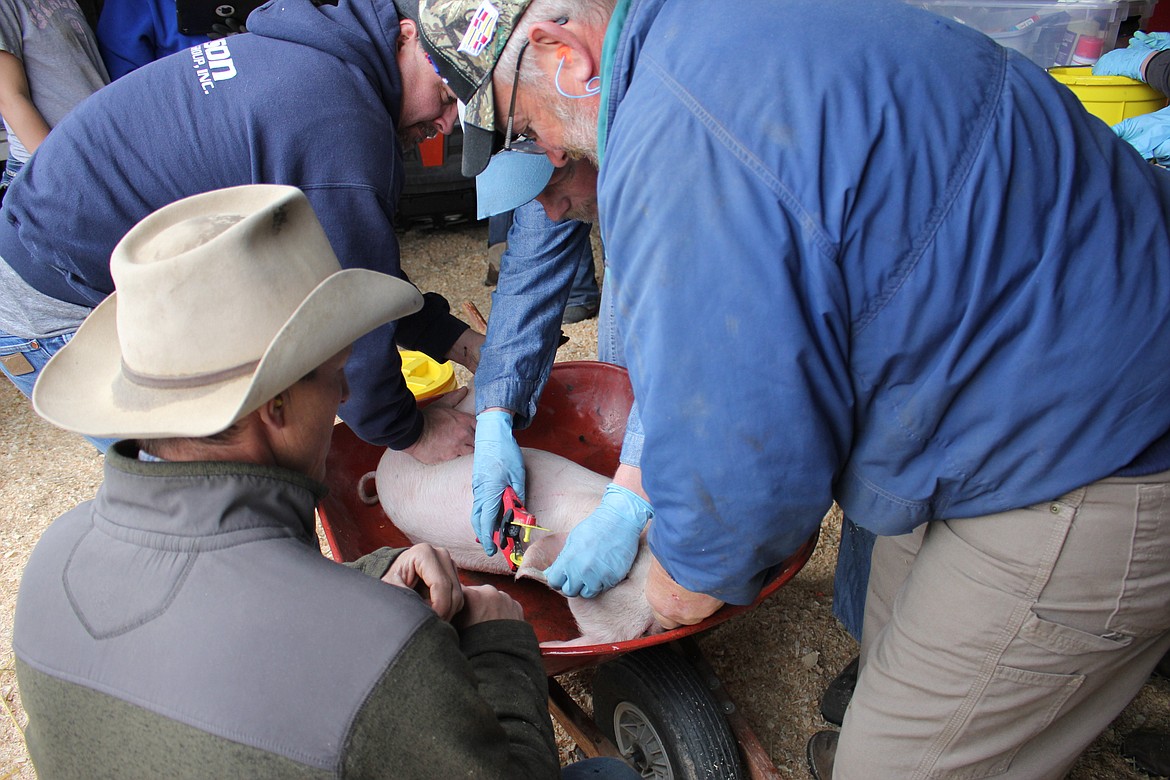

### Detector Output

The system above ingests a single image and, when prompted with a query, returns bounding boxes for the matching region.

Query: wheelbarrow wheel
[592,645,744,780]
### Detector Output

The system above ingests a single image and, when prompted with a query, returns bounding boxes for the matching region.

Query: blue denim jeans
[832,515,876,641]
[566,246,600,309]
[1,156,24,190]
[0,331,72,398]
[0,329,116,453]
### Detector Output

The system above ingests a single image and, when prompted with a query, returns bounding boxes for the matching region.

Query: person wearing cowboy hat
[0,0,481,463]
[11,185,614,778]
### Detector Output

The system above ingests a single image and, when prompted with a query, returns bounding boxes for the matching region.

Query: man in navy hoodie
[0,0,482,462]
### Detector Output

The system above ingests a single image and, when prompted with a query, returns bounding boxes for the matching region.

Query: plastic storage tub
[1049,66,1170,123]
[1125,0,1159,31]
[906,1,1128,68]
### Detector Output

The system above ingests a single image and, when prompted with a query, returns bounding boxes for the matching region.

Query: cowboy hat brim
[32,271,422,439]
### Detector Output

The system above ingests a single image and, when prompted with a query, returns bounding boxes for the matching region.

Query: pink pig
[359,444,657,647]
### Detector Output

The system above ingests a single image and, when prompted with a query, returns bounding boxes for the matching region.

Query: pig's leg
[520,534,658,648]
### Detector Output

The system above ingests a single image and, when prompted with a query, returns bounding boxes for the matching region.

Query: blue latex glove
[1112,105,1170,164]
[471,410,525,556]
[1093,45,1154,79]
[544,483,653,599]
[1132,31,1170,52]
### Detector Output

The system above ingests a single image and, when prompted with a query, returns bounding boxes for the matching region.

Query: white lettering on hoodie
[190,39,238,95]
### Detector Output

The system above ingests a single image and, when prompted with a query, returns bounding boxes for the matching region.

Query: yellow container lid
[1049,66,1168,125]
[398,349,457,400]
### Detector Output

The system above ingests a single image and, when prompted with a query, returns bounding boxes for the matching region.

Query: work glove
[1112,105,1170,164]
[544,483,653,599]
[1132,31,1170,51]
[471,410,525,556]
[1093,45,1154,80]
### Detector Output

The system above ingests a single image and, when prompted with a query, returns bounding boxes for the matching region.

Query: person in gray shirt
[0,0,108,188]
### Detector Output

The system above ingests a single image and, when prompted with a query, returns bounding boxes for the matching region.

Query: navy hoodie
[0,0,467,448]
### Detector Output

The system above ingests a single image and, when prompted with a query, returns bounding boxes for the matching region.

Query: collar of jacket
[99,441,328,549]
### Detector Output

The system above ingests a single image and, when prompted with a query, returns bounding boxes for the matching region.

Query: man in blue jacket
[0,0,482,461]
[416,0,1170,776]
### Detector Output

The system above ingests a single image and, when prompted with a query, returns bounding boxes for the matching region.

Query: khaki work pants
[835,470,1170,779]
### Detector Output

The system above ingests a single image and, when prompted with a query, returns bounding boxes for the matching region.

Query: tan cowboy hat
[32,184,423,439]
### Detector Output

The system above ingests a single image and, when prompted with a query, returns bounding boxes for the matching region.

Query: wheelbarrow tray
[318,361,816,676]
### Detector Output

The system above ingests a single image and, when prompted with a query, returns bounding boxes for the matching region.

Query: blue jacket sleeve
[618,399,644,467]
[475,200,593,428]
[600,91,852,605]
[96,0,207,80]
[96,0,158,79]
[598,263,644,467]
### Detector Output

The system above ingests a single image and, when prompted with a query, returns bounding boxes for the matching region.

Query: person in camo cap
[407,0,1170,777]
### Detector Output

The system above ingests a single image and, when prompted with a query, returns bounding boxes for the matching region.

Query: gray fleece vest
[13,447,430,773]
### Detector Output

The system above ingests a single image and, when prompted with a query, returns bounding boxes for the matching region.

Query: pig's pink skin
[362,446,657,646]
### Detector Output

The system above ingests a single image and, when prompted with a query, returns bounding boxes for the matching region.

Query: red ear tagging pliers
[493,486,549,571]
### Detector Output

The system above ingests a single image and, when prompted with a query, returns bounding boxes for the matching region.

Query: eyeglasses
[502,39,542,153]
[501,32,552,155]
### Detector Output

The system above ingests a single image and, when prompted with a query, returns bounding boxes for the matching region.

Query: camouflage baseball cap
[395,0,534,176]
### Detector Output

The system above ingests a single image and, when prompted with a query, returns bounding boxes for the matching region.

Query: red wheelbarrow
[319,361,818,780]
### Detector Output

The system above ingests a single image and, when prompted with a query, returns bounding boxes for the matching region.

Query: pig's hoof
[357,471,379,505]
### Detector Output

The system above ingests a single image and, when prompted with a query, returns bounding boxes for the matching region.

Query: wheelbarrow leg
[548,677,626,760]
[677,637,785,780]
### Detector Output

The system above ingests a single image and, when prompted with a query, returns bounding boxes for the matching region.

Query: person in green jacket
[13,184,635,779]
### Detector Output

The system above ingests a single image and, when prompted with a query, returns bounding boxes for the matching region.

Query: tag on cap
[458,1,499,57]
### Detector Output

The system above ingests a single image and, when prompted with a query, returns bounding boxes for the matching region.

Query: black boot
[1154,648,1170,680]
[806,730,839,779]
[1122,729,1170,777]
[820,656,859,727]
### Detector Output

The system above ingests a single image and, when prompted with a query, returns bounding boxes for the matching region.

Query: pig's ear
[516,532,569,581]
